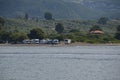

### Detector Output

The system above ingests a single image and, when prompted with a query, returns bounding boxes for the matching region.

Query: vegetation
[55,23,64,34]
[89,25,102,31]
[0,30,11,43]
[0,17,5,30]
[98,17,109,25]
[44,12,53,20]
[0,17,5,26]
[115,25,120,40]
[28,28,45,39]
[24,13,29,20]
[0,17,120,44]
[11,32,28,43]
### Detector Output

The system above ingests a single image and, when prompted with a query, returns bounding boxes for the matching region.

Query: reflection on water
[0,46,120,80]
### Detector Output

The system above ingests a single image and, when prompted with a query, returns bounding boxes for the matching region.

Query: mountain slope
[64,0,120,19]
[0,0,120,19]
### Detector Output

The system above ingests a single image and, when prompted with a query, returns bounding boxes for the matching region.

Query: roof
[90,30,104,34]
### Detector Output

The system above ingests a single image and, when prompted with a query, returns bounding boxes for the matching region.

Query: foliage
[44,12,53,20]
[11,32,28,43]
[98,17,109,25]
[53,34,65,41]
[0,29,28,43]
[28,28,45,39]
[55,23,64,34]
[0,17,5,30]
[4,18,119,35]
[24,13,29,20]
[0,30,11,43]
[1,18,120,44]
[69,29,79,33]
[0,17,5,26]
[89,25,102,31]
[115,25,120,40]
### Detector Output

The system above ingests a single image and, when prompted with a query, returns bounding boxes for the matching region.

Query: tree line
[16,12,53,21]
[0,16,120,44]
[19,12,109,25]
[0,17,64,43]
[0,26,120,44]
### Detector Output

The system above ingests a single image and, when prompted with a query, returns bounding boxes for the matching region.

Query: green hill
[0,18,120,43]
[3,18,120,36]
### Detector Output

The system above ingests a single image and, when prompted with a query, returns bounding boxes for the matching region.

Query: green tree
[28,28,45,39]
[0,17,5,30]
[0,30,11,43]
[44,12,52,20]
[0,17,5,26]
[98,17,109,25]
[89,25,102,31]
[24,13,29,20]
[11,32,28,43]
[115,25,120,40]
[55,23,64,34]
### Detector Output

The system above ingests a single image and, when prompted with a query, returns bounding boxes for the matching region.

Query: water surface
[0,46,120,80]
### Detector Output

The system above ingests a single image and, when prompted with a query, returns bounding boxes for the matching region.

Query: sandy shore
[0,42,120,47]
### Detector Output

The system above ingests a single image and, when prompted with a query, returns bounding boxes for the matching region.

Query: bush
[10,32,28,43]
[28,28,45,39]
[0,30,11,43]
[55,23,64,34]
[44,12,53,20]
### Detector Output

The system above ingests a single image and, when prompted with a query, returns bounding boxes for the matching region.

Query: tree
[115,25,120,40]
[55,23,64,34]
[98,17,109,25]
[44,12,52,20]
[24,13,29,20]
[28,28,45,39]
[0,30,11,43]
[89,25,102,31]
[0,17,5,26]
[0,17,5,30]
[11,32,28,42]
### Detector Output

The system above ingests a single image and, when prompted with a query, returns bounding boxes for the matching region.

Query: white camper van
[64,39,71,44]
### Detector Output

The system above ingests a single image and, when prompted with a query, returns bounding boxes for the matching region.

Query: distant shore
[0,42,120,47]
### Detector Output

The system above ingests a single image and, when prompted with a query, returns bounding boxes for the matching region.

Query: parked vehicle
[40,39,47,44]
[23,39,31,44]
[52,39,59,44]
[64,39,71,44]
[31,39,39,44]
[23,39,59,44]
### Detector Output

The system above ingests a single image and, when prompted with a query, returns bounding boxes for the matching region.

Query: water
[0,46,120,80]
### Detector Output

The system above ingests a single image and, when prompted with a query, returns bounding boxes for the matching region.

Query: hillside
[64,0,120,19]
[3,18,120,36]
[0,18,120,43]
[0,0,120,19]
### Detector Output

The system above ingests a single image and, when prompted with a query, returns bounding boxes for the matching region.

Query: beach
[0,42,120,47]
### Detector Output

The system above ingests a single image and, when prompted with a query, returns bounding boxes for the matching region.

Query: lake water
[0,46,120,80]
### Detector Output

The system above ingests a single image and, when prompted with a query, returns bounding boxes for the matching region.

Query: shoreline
[0,42,120,47]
